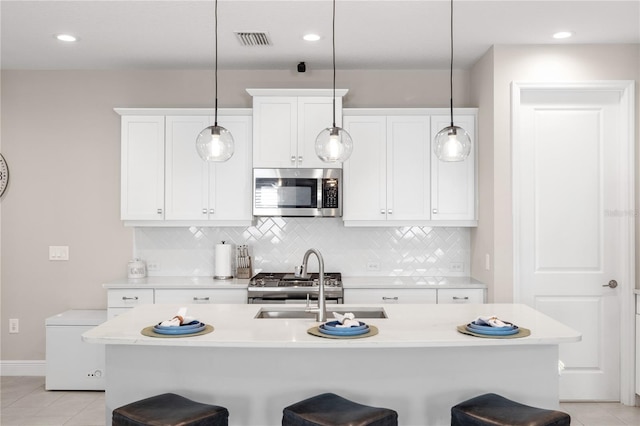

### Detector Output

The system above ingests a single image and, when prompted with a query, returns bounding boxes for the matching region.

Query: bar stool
[282,392,398,426]
[451,393,570,426]
[112,393,229,426]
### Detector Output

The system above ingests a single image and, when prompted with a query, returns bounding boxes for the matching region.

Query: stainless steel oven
[247,272,343,304]
[253,168,342,217]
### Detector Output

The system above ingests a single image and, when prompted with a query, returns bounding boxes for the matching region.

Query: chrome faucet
[301,248,327,322]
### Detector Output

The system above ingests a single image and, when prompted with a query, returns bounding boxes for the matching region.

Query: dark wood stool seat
[282,392,398,426]
[112,393,229,426]
[451,393,570,426]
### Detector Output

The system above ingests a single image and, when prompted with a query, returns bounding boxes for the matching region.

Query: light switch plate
[49,246,69,261]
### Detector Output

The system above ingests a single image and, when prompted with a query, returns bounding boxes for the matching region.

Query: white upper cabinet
[117,108,253,226]
[343,112,430,224]
[248,89,347,168]
[343,109,477,227]
[120,116,165,221]
[430,114,476,222]
[165,115,252,222]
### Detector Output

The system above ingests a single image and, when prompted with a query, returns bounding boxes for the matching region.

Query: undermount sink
[254,307,388,319]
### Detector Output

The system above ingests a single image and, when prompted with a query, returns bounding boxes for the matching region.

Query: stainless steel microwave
[253,168,342,217]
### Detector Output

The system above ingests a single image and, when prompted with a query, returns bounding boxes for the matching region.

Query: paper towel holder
[214,241,234,280]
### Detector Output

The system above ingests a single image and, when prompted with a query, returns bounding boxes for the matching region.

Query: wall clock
[0,153,9,198]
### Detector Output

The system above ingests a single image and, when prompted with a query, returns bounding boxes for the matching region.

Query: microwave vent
[235,32,272,46]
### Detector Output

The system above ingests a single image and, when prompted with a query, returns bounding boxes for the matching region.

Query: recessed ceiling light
[55,34,78,42]
[553,31,573,40]
[303,33,321,42]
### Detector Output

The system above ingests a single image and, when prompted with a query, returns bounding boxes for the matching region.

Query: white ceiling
[1,0,639,71]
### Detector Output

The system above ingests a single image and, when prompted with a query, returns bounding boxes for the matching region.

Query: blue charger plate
[155,320,202,330]
[153,322,206,335]
[322,320,367,331]
[468,321,516,331]
[465,324,519,336]
[319,324,370,336]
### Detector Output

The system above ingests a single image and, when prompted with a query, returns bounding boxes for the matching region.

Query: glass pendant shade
[315,126,353,163]
[196,125,234,162]
[433,125,471,162]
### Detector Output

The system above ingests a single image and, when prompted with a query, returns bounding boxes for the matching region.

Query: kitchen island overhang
[83,303,580,425]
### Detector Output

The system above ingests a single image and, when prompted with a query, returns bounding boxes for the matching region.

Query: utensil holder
[236,257,253,279]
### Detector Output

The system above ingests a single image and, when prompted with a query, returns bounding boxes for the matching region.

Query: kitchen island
[83,303,580,425]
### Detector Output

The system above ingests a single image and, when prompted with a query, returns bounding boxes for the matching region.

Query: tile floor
[2,376,640,425]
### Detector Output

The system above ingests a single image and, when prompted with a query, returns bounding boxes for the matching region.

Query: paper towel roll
[214,242,234,279]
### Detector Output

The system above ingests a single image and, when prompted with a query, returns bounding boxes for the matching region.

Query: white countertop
[103,276,251,289]
[82,303,580,349]
[103,275,485,289]
[343,276,486,289]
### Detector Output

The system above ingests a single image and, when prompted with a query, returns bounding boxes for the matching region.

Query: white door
[120,116,165,221]
[343,115,387,221]
[165,116,211,220]
[387,116,430,221]
[430,114,476,221]
[513,82,634,401]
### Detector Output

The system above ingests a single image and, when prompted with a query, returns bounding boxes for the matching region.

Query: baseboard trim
[0,360,46,376]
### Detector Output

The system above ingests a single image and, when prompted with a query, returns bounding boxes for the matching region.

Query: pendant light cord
[332,0,337,128]
[214,0,219,127]
[449,0,454,127]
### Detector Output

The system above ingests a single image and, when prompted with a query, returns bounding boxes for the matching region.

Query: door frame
[511,80,636,405]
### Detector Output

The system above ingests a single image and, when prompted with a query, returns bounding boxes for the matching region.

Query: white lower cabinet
[154,289,247,304]
[107,289,154,318]
[437,288,485,304]
[344,288,485,305]
[344,288,437,304]
[106,287,248,317]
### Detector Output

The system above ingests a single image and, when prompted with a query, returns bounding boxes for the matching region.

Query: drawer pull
[122,296,139,301]
[193,297,210,301]
[452,296,470,300]
[382,296,398,301]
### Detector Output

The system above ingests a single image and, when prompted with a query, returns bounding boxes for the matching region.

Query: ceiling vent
[235,32,271,47]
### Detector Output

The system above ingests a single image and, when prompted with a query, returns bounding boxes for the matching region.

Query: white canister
[127,259,147,279]
[214,241,234,279]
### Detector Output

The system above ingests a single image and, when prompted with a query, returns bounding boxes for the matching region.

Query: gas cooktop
[248,272,342,288]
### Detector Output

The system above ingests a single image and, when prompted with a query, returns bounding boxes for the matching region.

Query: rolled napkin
[474,315,512,328]
[159,307,197,327]
[332,312,361,328]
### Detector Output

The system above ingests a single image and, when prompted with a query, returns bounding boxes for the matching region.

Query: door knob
[603,280,618,289]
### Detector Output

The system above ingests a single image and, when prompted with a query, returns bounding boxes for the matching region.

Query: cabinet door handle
[382,296,398,301]
[380,209,386,215]
[209,209,215,214]
[432,209,438,214]
[157,209,163,215]
[193,297,210,301]
[291,155,296,163]
[122,296,139,301]
[387,209,393,215]
[298,156,303,163]
[452,296,469,300]
[202,208,207,214]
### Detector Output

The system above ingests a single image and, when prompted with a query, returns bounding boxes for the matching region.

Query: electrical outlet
[49,246,69,261]
[449,262,463,272]
[147,262,159,271]
[366,261,380,271]
[9,318,19,334]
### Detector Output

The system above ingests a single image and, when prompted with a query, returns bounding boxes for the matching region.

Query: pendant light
[196,0,234,162]
[433,0,471,162]
[315,0,353,163]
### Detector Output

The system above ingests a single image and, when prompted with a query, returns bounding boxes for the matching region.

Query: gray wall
[0,68,471,361]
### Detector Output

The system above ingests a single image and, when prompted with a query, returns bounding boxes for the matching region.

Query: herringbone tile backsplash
[134,218,469,277]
